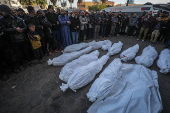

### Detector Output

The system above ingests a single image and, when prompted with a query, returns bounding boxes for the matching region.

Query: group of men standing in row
[0,4,170,81]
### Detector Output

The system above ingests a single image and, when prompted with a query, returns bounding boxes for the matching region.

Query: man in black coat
[46,5,61,52]
[0,5,32,71]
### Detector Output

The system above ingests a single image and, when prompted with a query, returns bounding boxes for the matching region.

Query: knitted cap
[18,8,24,12]
[27,6,34,13]
[0,4,11,14]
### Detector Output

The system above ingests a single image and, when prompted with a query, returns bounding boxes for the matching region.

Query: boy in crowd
[27,24,44,63]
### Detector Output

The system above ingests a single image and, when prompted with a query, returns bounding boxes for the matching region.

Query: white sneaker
[137,39,139,41]
[142,40,144,42]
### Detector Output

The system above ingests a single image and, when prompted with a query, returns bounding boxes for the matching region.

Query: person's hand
[57,21,59,25]
[67,21,71,24]
[16,27,23,33]
[77,26,79,28]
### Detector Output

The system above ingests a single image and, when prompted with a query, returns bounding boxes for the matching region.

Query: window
[153,4,170,11]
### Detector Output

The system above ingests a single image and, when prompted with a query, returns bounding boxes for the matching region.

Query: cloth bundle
[87,64,163,113]
[89,40,110,50]
[108,41,123,56]
[63,43,89,53]
[102,40,112,51]
[47,46,92,66]
[157,49,170,74]
[87,58,122,102]
[59,50,100,82]
[60,54,110,92]
[120,44,139,62]
[135,46,158,67]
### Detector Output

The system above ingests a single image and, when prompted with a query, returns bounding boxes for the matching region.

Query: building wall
[77,1,115,11]
[114,4,143,7]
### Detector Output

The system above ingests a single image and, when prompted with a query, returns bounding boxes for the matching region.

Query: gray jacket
[79,16,88,30]
[95,14,102,25]
[129,17,138,26]
[111,17,118,26]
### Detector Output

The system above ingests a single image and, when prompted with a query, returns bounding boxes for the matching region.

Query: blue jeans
[52,31,60,49]
[71,32,79,44]
[101,25,106,37]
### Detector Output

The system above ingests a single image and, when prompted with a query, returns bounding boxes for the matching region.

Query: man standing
[127,13,138,37]
[137,14,151,42]
[94,11,101,39]
[58,9,72,47]
[0,5,32,70]
[25,6,46,54]
[70,10,80,44]
[46,5,60,52]
[79,12,88,42]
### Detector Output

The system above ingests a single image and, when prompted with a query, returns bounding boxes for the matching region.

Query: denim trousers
[71,32,79,44]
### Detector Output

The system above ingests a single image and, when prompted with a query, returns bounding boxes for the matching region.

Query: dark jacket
[37,15,52,40]
[141,16,152,28]
[89,14,96,28]
[154,21,163,30]
[101,14,108,25]
[45,12,60,31]
[122,16,129,26]
[0,16,27,43]
[18,14,28,20]
[129,17,138,26]
[94,14,102,25]
[69,16,80,32]
[0,27,5,48]
[25,15,45,38]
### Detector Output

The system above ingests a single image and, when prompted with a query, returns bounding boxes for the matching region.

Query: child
[28,24,44,63]
[150,17,162,44]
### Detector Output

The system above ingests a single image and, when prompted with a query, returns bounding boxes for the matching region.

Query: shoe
[137,39,139,41]
[142,40,144,42]
[54,50,59,53]
[164,46,168,48]
[48,52,52,55]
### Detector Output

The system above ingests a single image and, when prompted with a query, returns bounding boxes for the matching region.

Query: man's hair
[48,5,53,11]
[28,23,35,28]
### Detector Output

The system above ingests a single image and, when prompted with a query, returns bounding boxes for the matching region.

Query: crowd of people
[0,4,170,81]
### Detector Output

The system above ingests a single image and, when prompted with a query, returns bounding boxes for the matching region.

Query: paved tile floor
[0,36,170,113]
